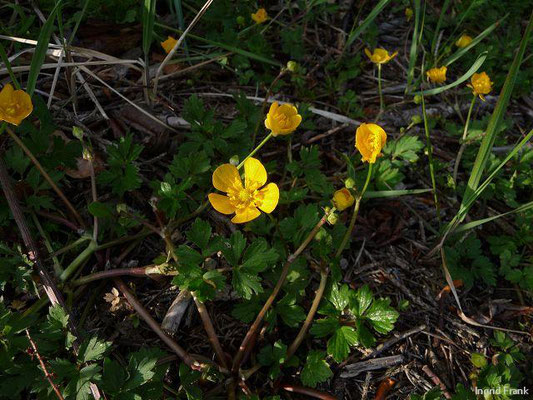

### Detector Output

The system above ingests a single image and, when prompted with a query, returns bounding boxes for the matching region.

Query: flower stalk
[5,126,86,229]
[452,95,477,185]
[336,163,373,257]
[377,63,384,113]
[237,132,273,169]
[231,207,335,373]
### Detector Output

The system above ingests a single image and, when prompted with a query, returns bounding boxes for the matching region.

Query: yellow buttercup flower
[264,102,302,136]
[251,8,268,24]
[364,48,398,64]
[355,123,387,164]
[426,66,447,84]
[0,84,33,126]
[208,157,279,224]
[467,72,492,101]
[332,188,355,211]
[161,36,178,54]
[455,34,473,48]
[405,7,413,21]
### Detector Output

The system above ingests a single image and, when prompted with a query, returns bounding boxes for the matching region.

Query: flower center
[275,112,291,129]
[229,187,257,209]
[366,132,381,152]
[5,105,18,116]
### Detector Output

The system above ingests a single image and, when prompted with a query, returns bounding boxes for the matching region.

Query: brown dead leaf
[65,154,104,179]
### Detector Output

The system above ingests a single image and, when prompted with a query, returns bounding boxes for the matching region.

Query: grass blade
[454,200,533,234]
[430,0,450,56]
[443,15,507,66]
[27,2,60,96]
[415,51,487,96]
[344,0,393,50]
[364,188,431,198]
[142,0,157,57]
[406,0,422,92]
[0,43,20,89]
[446,128,533,234]
[458,12,533,222]
[155,22,281,67]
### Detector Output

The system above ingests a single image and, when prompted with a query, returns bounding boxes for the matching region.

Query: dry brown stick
[6,127,86,229]
[281,384,337,400]
[0,155,77,342]
[422,365,452,399]
[26,330,65,400]
[232,209,332,373]
[193,295,229,370]
[113,278,209,371]
[0,154,102,399]
[286,268,328,360]
[71,265,162,286]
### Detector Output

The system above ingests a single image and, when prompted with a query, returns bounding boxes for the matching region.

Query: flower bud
[287,61,298,72]
[344,177,356,189]
[315,227,327,241]
[327,212,338,225]
[73,126,84,140]
[229,155,239,166]
[332,188,355,211]
[236,16,245,26]
[413,94,422,104]
[411,115,422,125]
[82,147,93,161]
[116,203,128,214]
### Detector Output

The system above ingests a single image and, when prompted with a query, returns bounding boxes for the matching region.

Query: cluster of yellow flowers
[364,34,491,99]
[0,84,33,126]
[208,97,388,223]
[208,101,302,223]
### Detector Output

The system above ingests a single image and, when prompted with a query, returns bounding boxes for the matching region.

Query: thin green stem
[6,127,86,229]
[95,229,152,251]
[237,132,273,169]
[336,164,373,258]
[421,94,441,222]
[49,235,92,258]
[377,64,384,113]
[59,240,97,282]
[31,213,63,276]
[452,95,477,185]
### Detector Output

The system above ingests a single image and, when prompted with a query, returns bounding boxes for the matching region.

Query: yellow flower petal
[231,207,261,224]
[332,188,355,211]
[161,36,178,54]
[355,123,387,164]
[0,83,33,126]
[212,164,243,193]
[256,183,279,213]
[244,157,267,190]
[208,193,235,214]
[0,83,14,104]
[264,101,302,136]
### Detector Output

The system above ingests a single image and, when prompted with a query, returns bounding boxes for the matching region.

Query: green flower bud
[229,155,239,166]
[236,16,245,25]
[327,212,338,225]
[73,126,84,140]
[287,61,298,72]
[315,227,327,241]
[413,94,422,104]
[411,115,423,125]
[344,177,356,189]
[82,147,93,161]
